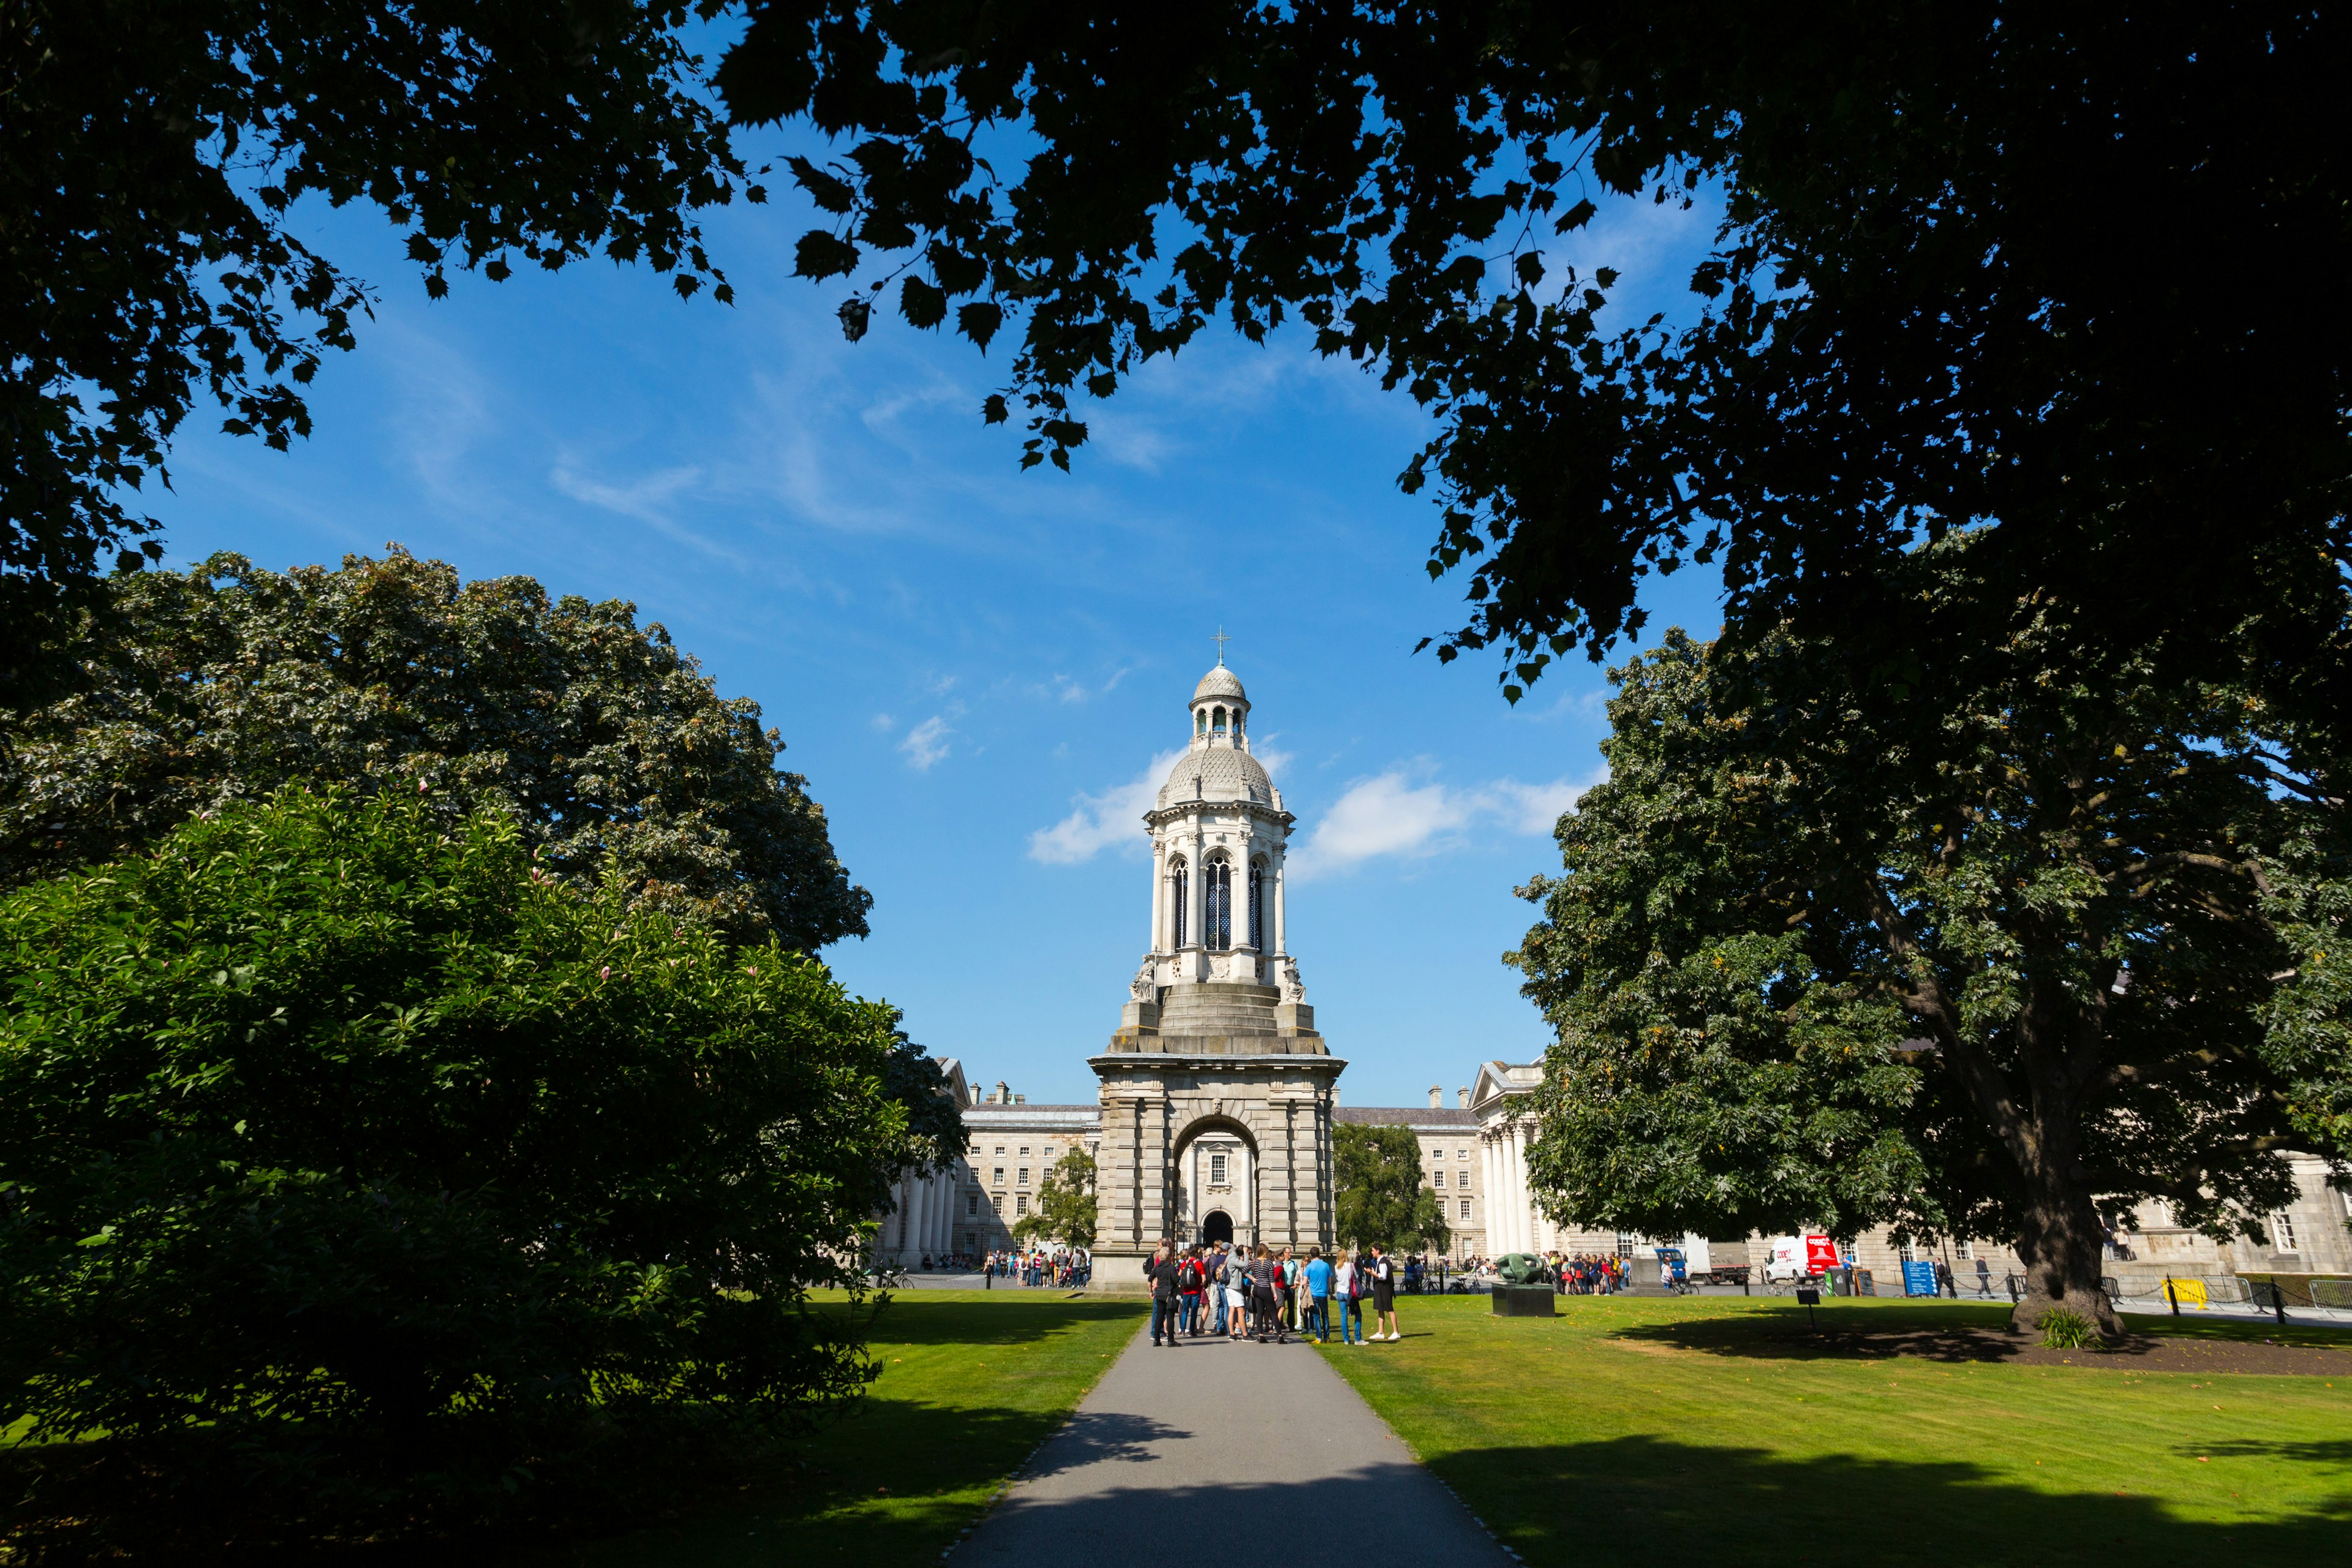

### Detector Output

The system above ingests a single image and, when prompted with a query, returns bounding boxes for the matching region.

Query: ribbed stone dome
[1158,745,1273,808]
[1192,665,1247,703]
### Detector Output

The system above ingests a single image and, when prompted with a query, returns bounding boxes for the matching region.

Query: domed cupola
[1189,654,1250,745]
[1123,641,1303,1003]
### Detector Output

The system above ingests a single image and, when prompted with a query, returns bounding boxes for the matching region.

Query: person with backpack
[1179,1246,1207,1336]
[1249,1244,1285,1344]
[1368,1243,1400,1341]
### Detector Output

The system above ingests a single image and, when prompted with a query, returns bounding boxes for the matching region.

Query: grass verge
[1313,1295,2352,1566]
[565,1291,1139,1568]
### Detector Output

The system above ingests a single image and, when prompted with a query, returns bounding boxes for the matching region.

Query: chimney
[1458,1087,1470,1109]
[997,1080,1009,1105]
[1428,1085,1442,1109]
[1014,1093,1027,1104]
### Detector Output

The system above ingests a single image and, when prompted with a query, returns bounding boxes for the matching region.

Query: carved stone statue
[1278,957,1305,1003]
[1129,958,1156,1003]
[1497,1252,1549,1286]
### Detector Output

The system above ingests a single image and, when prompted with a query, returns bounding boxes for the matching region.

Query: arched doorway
[1202,1208,1234,1245]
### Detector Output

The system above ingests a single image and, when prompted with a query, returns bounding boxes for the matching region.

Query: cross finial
[1212,627,1231,666]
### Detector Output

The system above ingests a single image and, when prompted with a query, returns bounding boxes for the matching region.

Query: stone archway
[1172,1114,1257,1248]
[1203,1209,1234,1244]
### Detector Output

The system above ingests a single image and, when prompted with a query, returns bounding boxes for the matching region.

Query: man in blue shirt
[1303,1248,1335,1341]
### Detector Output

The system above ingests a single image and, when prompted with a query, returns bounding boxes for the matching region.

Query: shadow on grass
[836,1295,1144,1350]
[1597,1302,2352,1371]
[1426,1435,2351,1564]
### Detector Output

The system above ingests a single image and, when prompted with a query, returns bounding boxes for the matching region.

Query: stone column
[1186,829,1207,976]
[1272,851,1287,956]
[935,1170,954,1256]
[1234,829,1255,954]
[1502,1129,1523,1253]
[1151,837,1165,952]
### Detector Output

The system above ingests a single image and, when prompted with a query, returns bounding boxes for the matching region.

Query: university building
[880,660,2351,1293]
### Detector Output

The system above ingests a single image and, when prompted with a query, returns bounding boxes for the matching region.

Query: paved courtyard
[952,1320,1513,1559]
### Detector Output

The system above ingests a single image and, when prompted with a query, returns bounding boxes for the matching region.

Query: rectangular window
[965,1193,978,1216]
[1210,1152,1228,1185]
[1018,1145,1030,1157]
[991,1194,1004,1215]
[1044,1144,1056,1158]
[1433,1170,1446,1188]
[1458,1147,1468,1161]
[1896,1242,1917,1264]
[2274,1212,2301,1251]
[1460,1199,1472,1221]
[1018,1167,1030,1186]
[1954,1240,1973,1261]
[993,1145,1005,1156]
[992,1167,1005,1186]
[1015,1194,1030,1216]
[1615,1233,1635,1258]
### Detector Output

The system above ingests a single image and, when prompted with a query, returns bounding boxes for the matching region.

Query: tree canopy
[0,785,958,1539]
[1512,540,2351,1335]
[722,6,2351,733]
[0,548,869,951]
[2,0,757,702]
[1333,1121,1449,1256]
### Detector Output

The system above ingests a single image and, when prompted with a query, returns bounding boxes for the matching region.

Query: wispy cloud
[1030,748,1188,864]
[1289,762,1597,880]
[900,714,956,771]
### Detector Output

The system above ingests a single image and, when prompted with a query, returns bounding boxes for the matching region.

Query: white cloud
[1289,763,1598,880]
[900,715,955,771]
[1029,748,1188,864]
[869,712,895,732]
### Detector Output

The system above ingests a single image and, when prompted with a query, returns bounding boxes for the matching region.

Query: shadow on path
[1427,1434,2351,1566]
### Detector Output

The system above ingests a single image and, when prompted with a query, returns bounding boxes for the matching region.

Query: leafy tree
[721,9,2351,734]
[2,0,758,703]
[0,548,869,951]
[1013,1147,1096,1251]
[1512,540,2351,1337]
[1333,1122,1449,1256]
[0,785,957,1538]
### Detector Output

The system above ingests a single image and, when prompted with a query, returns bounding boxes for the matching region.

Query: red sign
[1804,1234,1840,1275]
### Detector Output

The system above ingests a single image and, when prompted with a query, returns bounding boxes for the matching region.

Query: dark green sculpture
[1497,1252,1548,1286]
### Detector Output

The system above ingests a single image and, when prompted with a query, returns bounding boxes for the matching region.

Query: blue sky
[154,135,1724,1108]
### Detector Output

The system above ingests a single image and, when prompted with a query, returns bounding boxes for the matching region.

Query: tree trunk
[2011,1173,2123,1341]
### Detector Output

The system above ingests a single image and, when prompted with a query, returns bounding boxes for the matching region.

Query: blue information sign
[1902,1260,1939,1297]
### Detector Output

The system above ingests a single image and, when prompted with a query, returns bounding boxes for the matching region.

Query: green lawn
[568,1291,1139,1568]
[1313,1295,2352,1565]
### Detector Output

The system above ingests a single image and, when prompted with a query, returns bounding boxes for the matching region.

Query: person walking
[1147,1240,1181,1347]
[1304,1248,1334,1342]
[1224,1243,1251,1339]
[1368,1243,1400,1341]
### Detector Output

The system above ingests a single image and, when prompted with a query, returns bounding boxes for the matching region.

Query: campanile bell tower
[1090,649,1343,1278]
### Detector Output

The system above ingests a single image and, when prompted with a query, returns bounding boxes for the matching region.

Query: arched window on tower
[1234,710,1244,738]
[1205,856,1232,949]
[1196,709,1207,737]
[1169,856,1189,948]
[1248,861,1264,950]
[1212,706,1227,733]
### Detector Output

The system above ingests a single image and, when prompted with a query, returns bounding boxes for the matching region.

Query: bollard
[2272,1281,2288,1327]
[2166,1277,2179,1316]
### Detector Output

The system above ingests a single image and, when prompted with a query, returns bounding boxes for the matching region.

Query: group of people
[984,1247,1091,1287]
[1555,1253,1629,1294]
[1141,1238,1405,1346]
